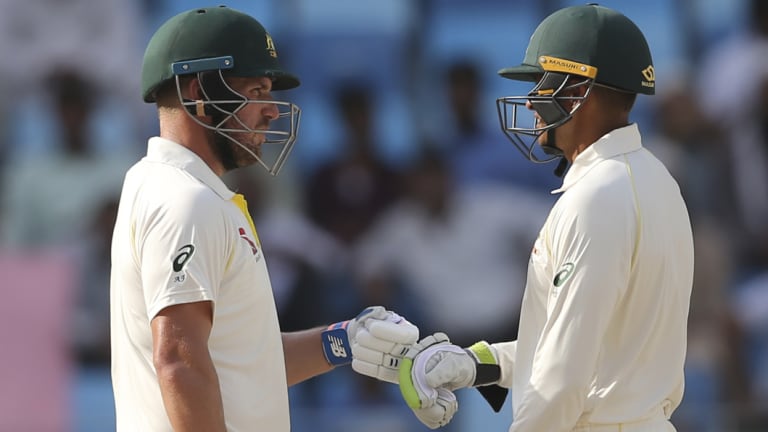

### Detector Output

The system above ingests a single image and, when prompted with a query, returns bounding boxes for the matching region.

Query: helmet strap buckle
[195,100,206,117]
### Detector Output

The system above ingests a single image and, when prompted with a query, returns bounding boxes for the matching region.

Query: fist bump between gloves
[399,332,506,429]
[322,309,505,429]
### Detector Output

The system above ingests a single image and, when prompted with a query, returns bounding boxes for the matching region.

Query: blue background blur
[1,0,767,431]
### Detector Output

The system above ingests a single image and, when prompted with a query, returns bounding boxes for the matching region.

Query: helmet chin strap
[553,157,569,177]
[538,126,569,178]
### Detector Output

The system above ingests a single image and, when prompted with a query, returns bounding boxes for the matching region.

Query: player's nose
[525,99,534,110]
[262,100,279,121]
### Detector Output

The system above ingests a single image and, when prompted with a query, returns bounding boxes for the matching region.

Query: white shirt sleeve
[509,190,636,431]
[492,341,518,388]
[136,192,230,320]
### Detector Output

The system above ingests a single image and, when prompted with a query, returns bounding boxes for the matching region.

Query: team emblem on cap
[265,33,277,58]
[641,65,655,88]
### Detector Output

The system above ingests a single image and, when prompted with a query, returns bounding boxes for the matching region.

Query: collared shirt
[110,137,288,431]
[493,124,694,431]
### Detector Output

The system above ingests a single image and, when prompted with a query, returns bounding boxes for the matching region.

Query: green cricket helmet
[495,4,654,163]
[141,5,301,176]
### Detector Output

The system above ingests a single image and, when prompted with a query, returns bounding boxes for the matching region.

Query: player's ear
[567,82,590,110]
[178,76,212,118]
[568,81,589,98]
[180,76,203,101]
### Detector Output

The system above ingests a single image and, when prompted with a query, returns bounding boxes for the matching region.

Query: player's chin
[536,130,550,146]
[235,150,262,169]
[236,132,265,151]
[249,131,267,146]
[241,144,263,163]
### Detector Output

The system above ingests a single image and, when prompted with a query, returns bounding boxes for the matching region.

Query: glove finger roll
[356,329,413,357]
[355,327,395,352]
[366,319,419,345]
[351,343,385,365]
[354,306,387,322]
[413,388,458,429]
[352,359,399,384]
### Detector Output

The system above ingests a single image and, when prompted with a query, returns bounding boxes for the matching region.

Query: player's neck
[561,108,629,162]
[159,111,226,176]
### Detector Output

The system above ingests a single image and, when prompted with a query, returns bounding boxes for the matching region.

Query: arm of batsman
[322,306,419,384]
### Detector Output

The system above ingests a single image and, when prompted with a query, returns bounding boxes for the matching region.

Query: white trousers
[572,418,675,432]
[572,404,675,432]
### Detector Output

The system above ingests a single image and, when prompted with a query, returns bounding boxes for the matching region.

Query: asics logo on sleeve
[553,262,575,287]
[172,244,195,272]
[328,335,348,358]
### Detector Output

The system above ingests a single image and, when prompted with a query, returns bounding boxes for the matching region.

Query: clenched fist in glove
[399,332,508,429]
[322,306,419,384]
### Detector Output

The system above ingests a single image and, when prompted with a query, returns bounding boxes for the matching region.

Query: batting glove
[399,332,506,427]
[322,306,419,384]
[412,387,458,429]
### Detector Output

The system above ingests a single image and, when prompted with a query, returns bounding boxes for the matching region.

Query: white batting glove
[322,306,419,384]
[412,387,458,429]
[399,332,502,427]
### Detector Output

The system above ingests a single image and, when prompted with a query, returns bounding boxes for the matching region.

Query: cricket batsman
[110,6,431,431]
[398,4,695,431]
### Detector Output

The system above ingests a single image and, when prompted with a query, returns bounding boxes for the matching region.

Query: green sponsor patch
[553,262,574,287]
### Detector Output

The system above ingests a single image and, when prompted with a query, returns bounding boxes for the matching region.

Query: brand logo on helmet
[641,65,655,88]
[265,33,277,58]
[538,56,597,79]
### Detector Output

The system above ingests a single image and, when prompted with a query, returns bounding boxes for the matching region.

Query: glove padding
[400,333,474,428]
[399,333,476,410]
[347,306,419,384]
[412,387,458,429]
[400,332,506,427]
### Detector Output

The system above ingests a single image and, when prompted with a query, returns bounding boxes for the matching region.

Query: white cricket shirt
[493,124,694,431]
[110,137,289,431]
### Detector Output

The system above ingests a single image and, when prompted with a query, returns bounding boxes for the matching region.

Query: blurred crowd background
[0,0,767,431]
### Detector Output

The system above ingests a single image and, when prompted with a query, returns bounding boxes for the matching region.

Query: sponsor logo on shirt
[553,262,574,287]
[172,244,195,272]
[171,244,195,283]
[238,227,260,258]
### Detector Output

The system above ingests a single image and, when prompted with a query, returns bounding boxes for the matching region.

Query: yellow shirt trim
[231,194,261,247]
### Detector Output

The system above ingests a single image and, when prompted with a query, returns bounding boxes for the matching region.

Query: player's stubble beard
[212,131,239,172]
[210,113,264,172]
[212,132,265,172]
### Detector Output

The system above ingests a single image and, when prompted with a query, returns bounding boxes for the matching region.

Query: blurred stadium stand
[0,0,766,431]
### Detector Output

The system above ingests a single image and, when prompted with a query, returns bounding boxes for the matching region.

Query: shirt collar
[552,123,643,194]
[145,137,235,200]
